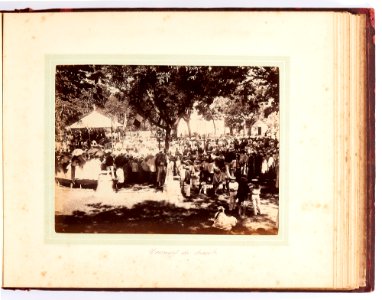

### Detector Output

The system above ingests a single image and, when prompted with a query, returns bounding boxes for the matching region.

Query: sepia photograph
[54,64,279,235]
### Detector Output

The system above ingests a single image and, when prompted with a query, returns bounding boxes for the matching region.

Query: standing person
[130,158,139,184]
[239,149,248,176]
[155,150,167,189]
[206,156,215,184]
[179,162,186,192]
[228,178,239,211]
[141,158,150,184]
[261,155,269,180]
[183,165,192,198]
[236,176,250,218]
[146,155,156,186]
[70,157,79,184]
[247,151,256,182]
[174,155,182,177]
[115,167,125,192]
[198,157,207,183]
[251,182,262,215]
[212,167,225,196]
[253,149,262,180]
[166,158,175,180]
[104,152,115,179]
[211,167,220,196]
[275,153,279,189]
[224,146,236,179]
[191,161,200,191]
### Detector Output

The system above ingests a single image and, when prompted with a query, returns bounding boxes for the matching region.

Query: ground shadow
[56,190,278,235]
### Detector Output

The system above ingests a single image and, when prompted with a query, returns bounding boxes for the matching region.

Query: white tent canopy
[66,110,123,130]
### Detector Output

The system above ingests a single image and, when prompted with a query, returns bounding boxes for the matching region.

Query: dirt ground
[55,183,279,235]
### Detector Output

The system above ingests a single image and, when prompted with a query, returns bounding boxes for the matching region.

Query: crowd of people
[56,128,124,153]
[56,134,278,181]
[55,133,279,216]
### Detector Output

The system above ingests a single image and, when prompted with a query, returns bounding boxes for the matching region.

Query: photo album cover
[1,9,375,291]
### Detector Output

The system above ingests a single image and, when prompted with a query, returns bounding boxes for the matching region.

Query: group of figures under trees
[55,134,279,224]
[55,64,280,233]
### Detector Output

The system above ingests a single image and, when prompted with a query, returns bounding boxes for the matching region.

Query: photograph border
[46,54,289,246]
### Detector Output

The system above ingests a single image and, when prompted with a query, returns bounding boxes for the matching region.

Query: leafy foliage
[55,64,279,149]
[55,65,111,136]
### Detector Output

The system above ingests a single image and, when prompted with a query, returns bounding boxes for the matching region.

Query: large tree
[106,65,194,151]
[232,66,279,135]
[106,65,249,151]
[196,66,279,136]
[185,66,249,137]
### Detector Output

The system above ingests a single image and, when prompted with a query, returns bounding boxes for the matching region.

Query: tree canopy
[55,64,279,151]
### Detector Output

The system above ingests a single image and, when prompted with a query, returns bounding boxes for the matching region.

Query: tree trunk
[123,113,127,130]
[247,125,252,137]
[172,125,178,138]
[212,118,216,136]
[246,120,255,137]
[242,124,247,136]
[185,118,192,138]
[229,127,233,135]
[164,127,171,153]
[172,118,180,138]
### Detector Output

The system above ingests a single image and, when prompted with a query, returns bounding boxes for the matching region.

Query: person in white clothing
[251,182,262,215]
[115,167,125,191]
[228,179,239,211]
[212,206,237,231]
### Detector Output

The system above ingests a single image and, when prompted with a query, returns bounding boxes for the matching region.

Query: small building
[252,120,269,137]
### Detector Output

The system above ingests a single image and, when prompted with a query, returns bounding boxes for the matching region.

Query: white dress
[261,159,269,174]
[213,211,237,231]
[116,168,125,183]
[164,164,183,203]
[96,171,115,195]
